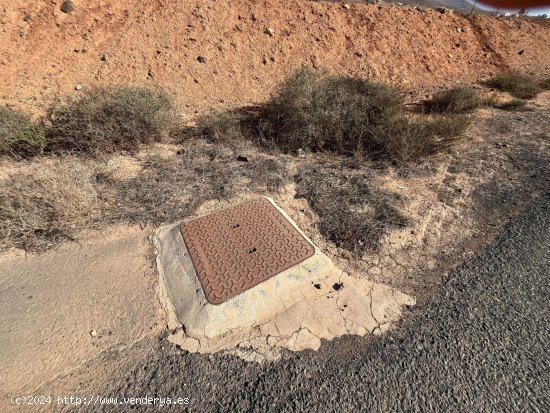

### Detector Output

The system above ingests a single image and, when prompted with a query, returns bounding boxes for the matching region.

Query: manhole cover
[180,198,315,305]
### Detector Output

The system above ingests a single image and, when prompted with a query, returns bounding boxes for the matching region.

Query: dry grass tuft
[425,87,483,113]
[105,142,287,225]
[0,158,102,252]
[296,165,408,255]
[485,72,542,99]
[0,142,288,252]
[495,99,528,111]
[45,86,176,156]
[0,106,46,159]
[190,110,244,144]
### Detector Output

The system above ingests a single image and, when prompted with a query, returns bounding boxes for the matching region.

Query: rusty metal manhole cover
[180,197,315,305]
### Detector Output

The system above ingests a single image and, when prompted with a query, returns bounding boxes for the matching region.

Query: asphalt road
[78,190,549,412]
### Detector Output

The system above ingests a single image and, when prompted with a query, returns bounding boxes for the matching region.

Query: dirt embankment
[1,0,550,113]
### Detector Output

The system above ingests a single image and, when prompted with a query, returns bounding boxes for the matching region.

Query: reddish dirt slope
[1,0,549,113]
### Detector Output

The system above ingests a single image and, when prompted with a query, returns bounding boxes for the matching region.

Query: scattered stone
[313,283,321,290]
[75,84,82,91]
[197,55,207,64]
[332,282,343,291]
[101,53,109,62]
[343,4,350,10]
[90,329,97,338]
[236,155,249,162]
[518,49,525,55]
[23,14,32,22]
[264,28,275,37]
[60,1,75,14]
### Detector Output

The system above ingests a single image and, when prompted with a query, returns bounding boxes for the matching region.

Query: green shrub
[261,68,468,161]
[45,86,176,155]
[425,87,482,113]
[0,106,46,159]
[485,72,542,99]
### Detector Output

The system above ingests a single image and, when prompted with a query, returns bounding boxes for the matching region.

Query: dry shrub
[0,158,102,252]
[0,142,288,252]
[485,72,542,99]
[296,165,408,255]
[261,68,468,161]
[261,68,403,154]
[105,142,287,225]
[425,87,483,113]
[495,99,528,111]
[0,106,46,159]
[374,115,471,162]
[540,76,550,90]
[191,110,244,144]
[45,86,176,155]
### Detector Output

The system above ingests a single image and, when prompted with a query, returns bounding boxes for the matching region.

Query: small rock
[236,155,249,162]
[75,84,82,91]
[197,55,207,64]
[90,329,97,338]
[264,28,275,37]
[332,282,343,291]
[23,14,32,22]
[60,1,75,13]
[343,4,350,9]
[518,49,524,55]
[101,53,109,62]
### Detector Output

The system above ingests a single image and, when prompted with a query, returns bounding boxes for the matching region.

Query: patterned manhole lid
[180,197,315,305]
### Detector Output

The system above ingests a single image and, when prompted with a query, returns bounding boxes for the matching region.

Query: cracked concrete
[157,199,415,361]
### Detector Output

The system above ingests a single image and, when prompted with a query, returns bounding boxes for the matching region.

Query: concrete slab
[156,198,416,359]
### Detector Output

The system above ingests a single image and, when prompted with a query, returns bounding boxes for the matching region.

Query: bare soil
[1,0,549,115]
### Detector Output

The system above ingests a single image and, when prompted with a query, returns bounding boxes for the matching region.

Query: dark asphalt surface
[84,191,549,412]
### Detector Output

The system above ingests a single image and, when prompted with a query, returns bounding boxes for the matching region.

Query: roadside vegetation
[424,87,483,113]
[485,72,547,99]
[45,86,176,155]
[2,69,543,254]
[0,107,46,159]
[258,68,470,161]
[296,165,408,256]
